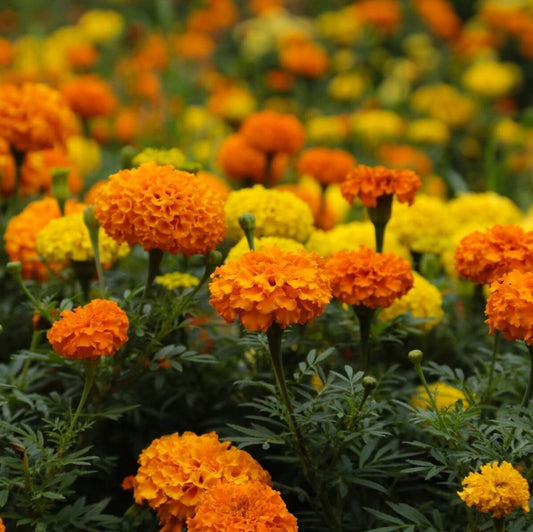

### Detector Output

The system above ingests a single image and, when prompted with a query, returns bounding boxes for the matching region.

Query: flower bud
[362,375,377,391]
[50,167,70,213]
[239,213,256,251]
[206,249,223,269]
[408,349,423,365]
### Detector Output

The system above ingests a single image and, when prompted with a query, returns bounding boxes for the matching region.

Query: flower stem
[368,194,393,253]
[353,306,376,373]
[68,358,97,434]
[484,330,501,404]
[520,344,533,408]
[411,354,446,428]
[493,517,506,532]
[138,248,164,313]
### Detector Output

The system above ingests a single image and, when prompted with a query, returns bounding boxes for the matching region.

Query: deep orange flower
[187,481,298,532]
[186,0,238,33]
[47,299,129,360]
[280,40,329,79]
[324,246,413,308]
[297,147,355,186]
[377,144,433,177]
[0,515,5,532]
[240,110,306,155]
[0,36,14,67]
[0,137,16,197]
[353,0,402,34]
[19,147,82,196]
[209,245,332,332]
[174,30,215,60]
[412,0,462,41]
[66,42,99,70]
[0,82,78,153]
[61,75,117,119]
[265,69,294,92]
[341,164,421,208]
[123,431,271,531]
[485,270,533,345]
[454,225,533,285]
[93,162,226,256]
[114,107,140,144]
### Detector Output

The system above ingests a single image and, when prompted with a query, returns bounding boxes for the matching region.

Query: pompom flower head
[411,382,469,410]
[457,461,530,519]
[93,162,226,256]
[187,481,298,532]
[123,431,271,531]
[297,146,356,186]
[209,245,332,333]
[61,74,117,119]
[47,299,129,360]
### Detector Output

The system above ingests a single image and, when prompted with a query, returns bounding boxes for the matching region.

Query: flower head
[93,162,226,256]
[123,431,271,530]
[61,75,117,119]
[47,299,129,360]
[155,272,200,291]
[226,236,305,263]
[341,165,421,208]
[209,245,331,332]
[187,481,298,532]
[458,461,530,518]
[324,246,413,308]
[279,39,329,79]
[454,225,533,285]
[0,137,16,197]
[297,147,355,186]
[133,147,201,173]
[411,382,469,410]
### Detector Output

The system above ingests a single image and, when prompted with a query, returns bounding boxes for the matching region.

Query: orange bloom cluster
[353,0,402,34]
[4,197,83,280]
[187,481,298,532]
[485,270,533,345]
[0,515,4,532]
[297,147,355,186]
[412,0,462,41]
[174,31,215,60]
[20,147,82,196]
[123,431,271,531]
[61,75,117,119]
[209,245,332,332]
[93,162,227,256]
[66,42,99,70]
[47,299,129,360]
[454,225,533,285]
[341,164,422,208]
[0,37,14,67]
[279,40,329,79]
[0,137,16,196]
[0,83,78,153]
[186,0,238,33]
[325,246,413,308]
[240,110,306,155]
[377,144,433,177]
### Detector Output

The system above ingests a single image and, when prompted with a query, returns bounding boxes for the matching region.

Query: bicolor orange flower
[240,110,305,155]
[341,165,421,208]
[454,225,533,285]
[47,299,129,360]
[209,245,332,332]
[485,270,533,345]
[187,481,298,532]
[61,75,117,119]
[93,162,226,256]
[123,431,271,531]
[324,246,413,308]
[0,83,78,153]
[458,461,530,519]
[297,147,355,186]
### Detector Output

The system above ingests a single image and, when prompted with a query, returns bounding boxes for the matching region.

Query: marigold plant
[297,147,355,186]
[411,382,469,410]
[61,74,117,118]
[226,236,305,263]
[155,272,200,290]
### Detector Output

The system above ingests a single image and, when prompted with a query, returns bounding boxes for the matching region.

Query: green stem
[138,248,164,313]
[485,330,501,404]
[493,517,506,532]
[17,330,43,388]
[414,360,446,428]
[68,359,97,433]
[367,194,393,253]
[353,306,376,373]
[71,260,95,302]
[520,345,533,409]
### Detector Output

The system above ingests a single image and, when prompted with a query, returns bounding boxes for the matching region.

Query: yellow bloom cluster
[406,118,450,145]
[155,272,200,291]
[132,148,201,172]
[379,272,443,331]
[411,382,469,410]
[306,115,349,144]
[462,60,522,99]
[226,236,305,262]
[66,135,102,176]
[350,109,405,144]
[316,7,361,45]
[225,185,314,243]
[77,9,125,44]
[36,212,130,268]
[328,72,366,101]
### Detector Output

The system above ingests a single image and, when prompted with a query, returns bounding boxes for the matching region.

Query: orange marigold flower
[377,144,433,177]
[485,270,533,345]
[187,481,298,532]
[93,162,226,256]
[280,40,329,79]
[240,110,306,155]
[324,246,413,308]
[66,42,99,70]
[265,69,294,92]
[412,0,462,41]
[0,36,14,67]
[209,245,332,333]
[454,225,533,285]
[458,461,530,519]
[297,147,356,186]
[123,431,271,531]
[341,164,421,208]
[19,147,83,196]
[353,0,402,34]
[47,299,129,360]
[114,107,140,144]
[0,515,5,532]
[0,82,78,153]
[61,74,117,119]
[174,30,215,60]
[0,137,16,197]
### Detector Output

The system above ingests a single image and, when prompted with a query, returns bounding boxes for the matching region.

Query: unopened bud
[408,349,423,365]
[362,376,377,391]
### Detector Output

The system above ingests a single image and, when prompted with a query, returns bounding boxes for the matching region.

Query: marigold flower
[93,162,226,256]
[77,9,124,44]
[341,165,422,208]
[454,225,533,286]
[462,61,521,99]
[407,118,450,145]
[412,0,462,41]
[354,0,402,34]
[458,461,530,519]
[0,37,14,66]
[132,147,201,173]
[350,109,405,144]
[0,137,16,197]
[378,144,433,177]
[240,110,305,155]
[61,75,117,119]
[279,40,329,79]
[174,30,215,60]
[209,245,331,332]
[155,272,200,291]
[47,299,129,360]
[66,41,99,70]
[226,236,305,263]
[224,185,314,243]
[297,147,355,186]
[306,115,349,145]
[66,135,101,176]
[411,382,469,410]
[123,431,271,531]
[324,246,413,308]
[0,515,5,532]
[0,82,78,153]
[187,481,298,532]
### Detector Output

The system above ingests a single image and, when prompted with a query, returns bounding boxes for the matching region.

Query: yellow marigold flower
[155,272,200,290]
[493,118,525,146]
[132,147,201,173]
[226,236,305,262]
[406,118,450,145]
[36,212,129,268]
[462,60,522,99]
[47,299,129,360]
[306,114,349,145]
[93,162,226,256]
[310,373,324,390]
[123,431,272,530]
[316,8,361,45]
[411,382,469,410]
[66,135,101,176]
[328,72,366,101]
[77,9,124,43]
[379,272,443,331]
[458,461,530,519]
[350,109,405,145]
[209,245,332,332]
[187,481,298,532]
[225,185,314,243]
